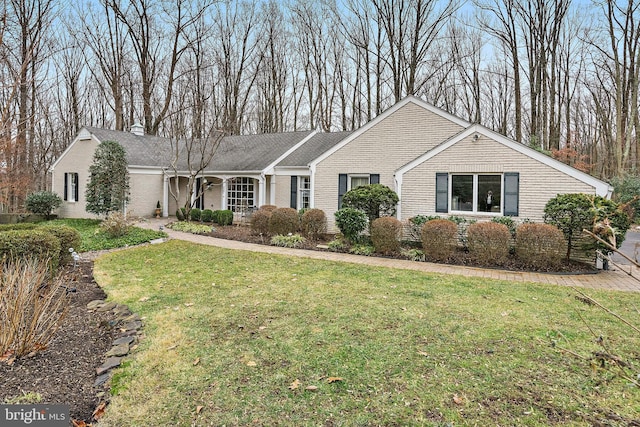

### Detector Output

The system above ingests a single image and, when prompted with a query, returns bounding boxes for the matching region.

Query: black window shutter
[74,173,79,201]
[338,174,347,209]
[195,178,203,209]
[64,173,68,201]
[503,172,519,216]
[435,173,448,213]
[290,176,298,209]
[370,174,380,184]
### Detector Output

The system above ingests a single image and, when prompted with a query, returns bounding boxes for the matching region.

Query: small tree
[25,191,62,219]
[85,140,129,215]
[544,194,594,260]
[342,184,399,228]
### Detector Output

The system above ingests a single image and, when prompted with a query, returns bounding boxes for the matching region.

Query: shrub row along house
[50,96,611,230]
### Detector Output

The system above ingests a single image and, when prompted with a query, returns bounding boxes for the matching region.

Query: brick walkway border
[137,218,640,293]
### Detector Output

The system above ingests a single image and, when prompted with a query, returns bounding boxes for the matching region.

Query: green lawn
[94,240,640,426]
[46,218,166,252]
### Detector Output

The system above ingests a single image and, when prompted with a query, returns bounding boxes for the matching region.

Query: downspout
[394,173,402,220]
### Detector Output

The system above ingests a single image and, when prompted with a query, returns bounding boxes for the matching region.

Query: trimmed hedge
[39,224,82,265]
[201,209,214,223]
[215,210,233,226]
[371,217,402,254]
[300,208,327,240]
[0,229,61,271]
[421,219,458,261]
[467,222,511,265]
[190,208,202,221]
[268,207,299,235]
[515,223,566,269]
[0,223,38,232]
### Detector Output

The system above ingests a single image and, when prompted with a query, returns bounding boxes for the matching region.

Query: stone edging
[86,299,144,411]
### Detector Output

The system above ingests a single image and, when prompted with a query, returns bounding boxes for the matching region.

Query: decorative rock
[121,320,143,332]
[87,300,106,310]
[105,343,130,357]
[114,305,130,317]
[96,357,123,376]
[113,336,136,346]
[150,238,165,245]
[96,301,117,312]
[122,313,141,323]
[94,373,111,387]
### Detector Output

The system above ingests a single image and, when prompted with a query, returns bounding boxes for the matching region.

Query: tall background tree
[2,0,640,214]
[85,140,130,215]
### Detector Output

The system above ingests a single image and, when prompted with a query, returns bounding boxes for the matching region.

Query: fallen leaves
[327,377,344,383]
[193,357,200,366]
[288,379,301,390]
[246,360,257,367]
[452,394,465,405]
[92,401,107,420]
[305,385,318,391]
[138,296,150,302]
[0,349,16,365]
[72,420,89,427]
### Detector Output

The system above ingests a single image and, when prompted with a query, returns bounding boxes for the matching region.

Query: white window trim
[449,173,503,216]
[298,176,311,210]
[348,174,370,191]
[227,177,255,212]
[67,172,78,203]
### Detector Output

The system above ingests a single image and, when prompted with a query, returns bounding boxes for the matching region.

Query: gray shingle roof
[277,131,352,167]
[83,128,316,171]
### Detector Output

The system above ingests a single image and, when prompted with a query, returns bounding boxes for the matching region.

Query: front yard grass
[94,240,640,426]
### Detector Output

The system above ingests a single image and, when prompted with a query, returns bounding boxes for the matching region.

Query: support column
[269,175,276,205]
[163,174,169,217]
[258,175,266,207]
[221,177,228,210]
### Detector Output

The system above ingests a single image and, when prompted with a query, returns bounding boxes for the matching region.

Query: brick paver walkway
[138,218,640,293]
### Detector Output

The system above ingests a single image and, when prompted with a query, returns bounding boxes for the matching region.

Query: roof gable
[396,124,612,196]
[309,96,470,168]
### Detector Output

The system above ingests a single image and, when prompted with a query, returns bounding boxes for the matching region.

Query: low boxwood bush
[300,208,327,240]
[216,210,233,226]
[270,234,306,248]
[371,217,402,254]
[467,222,511,265]
[0,229,61,271]
[190,208,201,222]
[39,224,82,265]
[421,219,458,262]
[201,209,214,222]
[251,208,272,235]
[515,223,566,269]
[334,208,368,243]
[268,207,299,235]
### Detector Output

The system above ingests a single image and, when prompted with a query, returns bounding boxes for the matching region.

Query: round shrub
[258,205,278,213]
[217,210,233,226]
[467,222,511,265]
[39,224,82,265]
[0,229,61,271]
[371,217,402,254]
[515,223,566,269]
[301,208,327,240]
[251,207,272,235]
[25,191,62,220]
[334,208,368,243]
[421,219,458,262]
[201,209,214,222]
[100,211,131,237]
[268,207,299,235]
[342,184,399,226]
[190,208,201,221]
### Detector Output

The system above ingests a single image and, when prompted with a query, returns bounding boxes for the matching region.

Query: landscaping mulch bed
[0,259,117,425]
[208,224,597,274]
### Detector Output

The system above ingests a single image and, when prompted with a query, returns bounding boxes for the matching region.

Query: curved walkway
[137,218,640,293]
